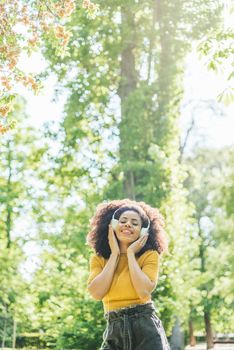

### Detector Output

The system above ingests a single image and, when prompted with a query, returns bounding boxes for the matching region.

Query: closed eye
[120,220,139,226]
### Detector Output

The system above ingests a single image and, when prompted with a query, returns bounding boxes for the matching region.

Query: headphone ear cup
[140,227,148,237]
[111,218,118,230]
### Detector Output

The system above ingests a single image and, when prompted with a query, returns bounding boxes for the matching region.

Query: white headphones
[111,207,150,237]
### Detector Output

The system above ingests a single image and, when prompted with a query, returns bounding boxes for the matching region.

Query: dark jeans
[100,302,170,350]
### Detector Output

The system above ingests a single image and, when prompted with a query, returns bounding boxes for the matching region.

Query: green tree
[27,0,226,348]
[183,147,234,348]
[0,98,33,347]
[0,97,51,348]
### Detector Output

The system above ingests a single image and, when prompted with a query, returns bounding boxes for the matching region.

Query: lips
[121,229,133,235]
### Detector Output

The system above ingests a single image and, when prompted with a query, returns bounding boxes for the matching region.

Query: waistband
[104,301,156,321]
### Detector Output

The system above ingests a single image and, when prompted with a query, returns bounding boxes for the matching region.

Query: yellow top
[87,250,160,312]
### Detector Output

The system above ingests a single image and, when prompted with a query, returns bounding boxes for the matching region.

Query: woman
[86,198,171,350]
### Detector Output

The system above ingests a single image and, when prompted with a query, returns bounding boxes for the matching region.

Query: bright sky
[180,44,233,153]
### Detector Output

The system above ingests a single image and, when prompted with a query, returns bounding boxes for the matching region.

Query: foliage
[197,1,234,105]
[0,0,98,133]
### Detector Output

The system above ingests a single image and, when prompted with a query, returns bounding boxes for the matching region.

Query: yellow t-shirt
[87,250,160,312]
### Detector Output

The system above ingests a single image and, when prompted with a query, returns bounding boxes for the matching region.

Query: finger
[141,235,148,243]
[140,235,148,240]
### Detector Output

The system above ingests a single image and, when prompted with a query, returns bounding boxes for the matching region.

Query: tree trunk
[147,0,157,83]
[1,317,7,348]
[204,309,213,349]
[118,5,137,200]
[12,318,17,349]
[123,170,135,200]
[118,6,137,102]
[198,218,213,349]
[189,318,196,346]
[6,139,13,249]
[198,219,205,273]
[170,316,184,350]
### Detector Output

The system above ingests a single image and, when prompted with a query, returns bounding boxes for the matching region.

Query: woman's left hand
[127,234,149,255]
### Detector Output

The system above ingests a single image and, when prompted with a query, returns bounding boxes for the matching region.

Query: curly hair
[86,199,169,259]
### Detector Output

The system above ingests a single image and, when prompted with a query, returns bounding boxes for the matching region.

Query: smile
[121,229,133,235]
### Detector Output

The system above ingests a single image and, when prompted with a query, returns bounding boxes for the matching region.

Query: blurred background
[0,0,233,349]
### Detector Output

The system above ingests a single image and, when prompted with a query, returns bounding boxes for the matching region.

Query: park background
[0,0,233,349]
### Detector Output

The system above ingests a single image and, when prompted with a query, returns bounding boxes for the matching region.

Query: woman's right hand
[108,224,120,256]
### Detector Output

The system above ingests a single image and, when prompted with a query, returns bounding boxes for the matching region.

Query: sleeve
[87,254,104,286]
[141,250,160,283]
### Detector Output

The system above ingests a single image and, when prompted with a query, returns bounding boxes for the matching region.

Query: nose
[124,221,132,227]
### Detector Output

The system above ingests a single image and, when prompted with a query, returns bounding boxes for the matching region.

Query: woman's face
[115,210,142,242]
